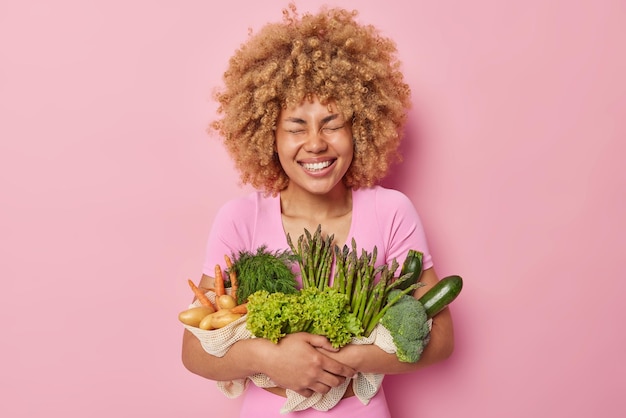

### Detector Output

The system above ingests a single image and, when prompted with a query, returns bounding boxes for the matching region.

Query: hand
[261,332,356,397]
[316,342,360,369]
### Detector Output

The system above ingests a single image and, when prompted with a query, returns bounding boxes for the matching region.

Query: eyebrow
[282,114,340,125]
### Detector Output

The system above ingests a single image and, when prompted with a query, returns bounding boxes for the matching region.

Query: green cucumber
[419,275,463,318]
[396,249,423,291]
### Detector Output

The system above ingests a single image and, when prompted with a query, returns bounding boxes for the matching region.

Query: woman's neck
[279,184,353,247]
[280,183,352,221]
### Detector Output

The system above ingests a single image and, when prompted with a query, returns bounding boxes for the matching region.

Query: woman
[182,5,454,417]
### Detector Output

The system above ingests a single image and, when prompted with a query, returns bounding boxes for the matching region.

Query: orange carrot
[224,254,238,301]
[230,303,248,314]
[214,264,225,299]
[188,279,213,308]
[224,254,233,269]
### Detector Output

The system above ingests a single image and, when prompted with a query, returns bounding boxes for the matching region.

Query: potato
[178,306,215,327]
[198,312,216,330]
[217,294,237,310]
[211,312,243,329]
[198,310,243,330]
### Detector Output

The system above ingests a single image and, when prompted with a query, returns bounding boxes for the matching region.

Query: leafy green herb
[229,246,299,304]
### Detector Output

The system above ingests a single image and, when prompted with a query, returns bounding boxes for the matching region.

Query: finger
[295,388,314,397]
[308,382,333,395]
[322,359,356,380]
[304,334,339,352]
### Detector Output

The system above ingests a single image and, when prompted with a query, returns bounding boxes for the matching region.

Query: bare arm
[181,275,357,397]
[320,268,455,374]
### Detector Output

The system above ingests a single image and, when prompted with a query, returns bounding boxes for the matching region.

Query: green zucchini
[419,275,463,318]
[396,249,423,291]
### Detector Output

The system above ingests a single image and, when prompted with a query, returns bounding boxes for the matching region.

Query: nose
[303,129,328,153]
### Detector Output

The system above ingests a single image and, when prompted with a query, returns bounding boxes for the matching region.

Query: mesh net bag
[183,291,253,357]
[183,290,431,413]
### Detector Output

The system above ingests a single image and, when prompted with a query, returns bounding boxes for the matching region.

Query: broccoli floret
[380,289,430,362]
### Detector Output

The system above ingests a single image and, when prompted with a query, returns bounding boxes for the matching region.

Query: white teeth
[302,161,332,171]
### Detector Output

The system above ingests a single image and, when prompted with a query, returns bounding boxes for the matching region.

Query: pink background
[1,0,624,417]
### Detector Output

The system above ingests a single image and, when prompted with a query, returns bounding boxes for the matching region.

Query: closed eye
[322,124,345,133]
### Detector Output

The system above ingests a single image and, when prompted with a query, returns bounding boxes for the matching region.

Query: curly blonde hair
[210,4,411,195]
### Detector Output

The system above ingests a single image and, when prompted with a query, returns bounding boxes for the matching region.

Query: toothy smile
[300,160,333,171]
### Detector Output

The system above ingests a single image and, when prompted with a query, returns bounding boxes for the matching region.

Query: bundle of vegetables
[181,226,462,365]
[286,225,463,362]
[288,225,423,337]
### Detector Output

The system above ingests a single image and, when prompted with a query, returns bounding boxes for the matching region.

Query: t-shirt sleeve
[376,188,434,270]
[201,196,256,276]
